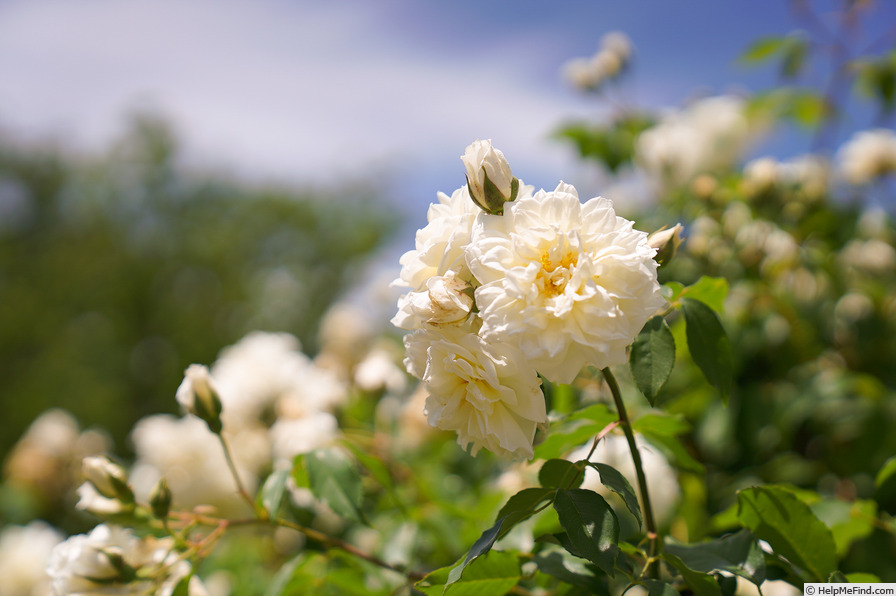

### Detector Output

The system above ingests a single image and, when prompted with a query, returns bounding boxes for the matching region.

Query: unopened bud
[462,139,519,214]
[176,364,223,434]
[648,223,684,266]
[82,456,134,505]
[76,482,132,516]
[149,477,172,520]
[99,547,138,583]
[426,271,474,324]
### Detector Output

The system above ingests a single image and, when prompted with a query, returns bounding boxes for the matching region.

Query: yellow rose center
[538,250,578,298]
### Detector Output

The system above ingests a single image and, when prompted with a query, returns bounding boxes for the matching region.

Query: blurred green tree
[0,114,395,456]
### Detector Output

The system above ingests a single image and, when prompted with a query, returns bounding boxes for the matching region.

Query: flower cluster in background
[0,312,413,595]
[563,31,633,93]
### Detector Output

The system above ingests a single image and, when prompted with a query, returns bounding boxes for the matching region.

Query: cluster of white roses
[47,524,204,596]
[637,95,758,189]
[392,140,665,459]
[563,31,633,92]
[837,128,896,186]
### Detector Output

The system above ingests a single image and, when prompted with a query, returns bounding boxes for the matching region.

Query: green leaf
[418,552,520,596]
[633,414,704,474]
[263,554,304,596]
[875,455,896,487]
[553,489,619,577]
[663,529,766,585]
[445,551,521,596]
[790,91,829,128]
[630,316,676,405]
[534,403,617,460]
[680,276,728,313]
[780,38,808,79]
[171,576,191,596]
[633,413,689,436]
[643,579,681,596]
[681,297,733,402]
[341,440,393,492]
[663,553,723,596]
[739,36,790,65]
[811,498,877,557]
[495,487,556,538]
[258,469,290,518]
[539,459,584,489]
[532,545,604,591]
[846,573,882,583]
[585,462,643,528]
[568,403,618,424]
[291,454,309,489]
[305,447,364,523]
[663,281,685,303]
[737,486,838,581]
[446,516,506,586]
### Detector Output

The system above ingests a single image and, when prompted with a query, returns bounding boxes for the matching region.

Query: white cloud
[0,0,595,208]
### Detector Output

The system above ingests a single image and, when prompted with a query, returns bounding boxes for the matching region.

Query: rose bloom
[46,524,193,596]
[404,324,546,459]
[393,182,535,291]
[129,415,269,515]
[467,182,665,383]
[211,331,347,428]
[0,521,62,596]
[837,128,896,185]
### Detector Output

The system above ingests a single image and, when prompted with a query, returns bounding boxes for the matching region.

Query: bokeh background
[2,0,830,457]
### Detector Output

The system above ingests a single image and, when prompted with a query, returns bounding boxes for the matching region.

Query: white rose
[404,325,546,459]
[837,128,896,185]
[76,482,129,517]
[269,412,339,468]
[47,524,191,596]
[392,269,474,329]
[129,415,268,515]
[467,182,665,383]
[0,521,63,596]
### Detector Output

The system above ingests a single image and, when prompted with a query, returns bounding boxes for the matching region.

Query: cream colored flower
[129,415,269,515]
[404,325,545,459]
[47,524,191,596]
[391,182,532,331]
[393,185,484,295]
[467,182,665,383]
[269,412,339,469]
[0,521,63,596]
[211,331,347,427]
[392,269,474,329]
[563,31,632,92]
[838,128,896,185]
[637,95,753,188]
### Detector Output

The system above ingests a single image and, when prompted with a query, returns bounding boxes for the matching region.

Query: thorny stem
[216,433,261,517]
[601,367,660,579]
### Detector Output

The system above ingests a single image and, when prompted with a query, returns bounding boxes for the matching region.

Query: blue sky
[0,0,893,243]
